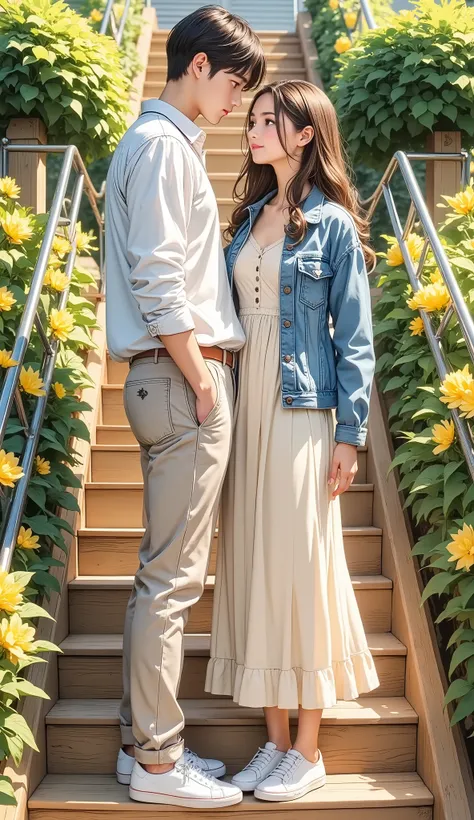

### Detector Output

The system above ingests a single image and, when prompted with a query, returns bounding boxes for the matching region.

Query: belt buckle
[230,351,236,369]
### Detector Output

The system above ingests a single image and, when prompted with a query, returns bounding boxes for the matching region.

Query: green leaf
[0,776,16,806]
[32,571,60,595]
[450,689,474,725]
[16,602,54,621]
[449,642,474,678]
[70,99,83,119]
[444,677,472,705]
[19,84,39,102]
[420,571,456,605]
[30,639,61,654]
[443,478,466,516]
[6,679,49,699]
[32,45,50,61]
[3,712,38,752]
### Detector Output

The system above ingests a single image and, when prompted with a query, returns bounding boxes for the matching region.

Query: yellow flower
[0,211,33,245]
[334,36,351,54]
[53,381,66,399]
[0,450,24,488]
[75,223,97,254]
[386,233,424,267]
[0,350,18,369]
[0,287,16,312]
[16,526,39,551]
[47,254,64,269]
[459,387,474,419]
[0,572,27,614]
[344,11,357,28]
[35,456,50,476]
[0,613,35,664]
[0,177,21,200]
[329,0,339,8]
[430,268,443,284]
[469,239,474,250]
[409,317,424,336]
[406,281,450,313]
[447,523,474,571]
[90,7,103,20]
[52,235,72,257]
[431,419,455,454]
[440,365,474,409]
[443,186,474,216]
[44,267,69,292]
[19,366,46,397]
[49,309,74,342]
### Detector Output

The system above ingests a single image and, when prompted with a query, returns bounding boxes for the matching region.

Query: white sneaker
[116,746,226,785]
[254,749,326,802]
[129,754,243,807]
[231,742,287,792]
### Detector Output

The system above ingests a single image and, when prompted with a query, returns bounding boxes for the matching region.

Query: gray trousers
[119,354,234,764]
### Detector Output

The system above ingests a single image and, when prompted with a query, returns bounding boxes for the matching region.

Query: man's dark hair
[166,5,266,92]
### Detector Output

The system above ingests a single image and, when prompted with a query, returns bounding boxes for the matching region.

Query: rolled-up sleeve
[329,242,375,447]
[125,136,196,337]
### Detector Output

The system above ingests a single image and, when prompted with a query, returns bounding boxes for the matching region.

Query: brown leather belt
[130,345,236,369]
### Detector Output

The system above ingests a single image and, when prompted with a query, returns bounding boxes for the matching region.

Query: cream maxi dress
[205,232,380,709]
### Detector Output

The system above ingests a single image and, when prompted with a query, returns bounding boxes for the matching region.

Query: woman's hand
[328,442,358,499]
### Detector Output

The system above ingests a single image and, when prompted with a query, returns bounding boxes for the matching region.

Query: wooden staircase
[27,28,434,820]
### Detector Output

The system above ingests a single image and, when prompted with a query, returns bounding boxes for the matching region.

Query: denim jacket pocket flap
[298,255,333,309]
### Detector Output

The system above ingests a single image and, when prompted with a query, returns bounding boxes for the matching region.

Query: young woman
[205,80,380,802]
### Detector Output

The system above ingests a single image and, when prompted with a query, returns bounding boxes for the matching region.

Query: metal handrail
[367,150,474,480]
[0,142,104,572]
[99,0,150,45]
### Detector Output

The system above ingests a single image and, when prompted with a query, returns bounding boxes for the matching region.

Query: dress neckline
[249,232,285,254]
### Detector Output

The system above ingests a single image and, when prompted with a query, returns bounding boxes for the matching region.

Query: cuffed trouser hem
[120,725,135,746]
[134,738,184,765]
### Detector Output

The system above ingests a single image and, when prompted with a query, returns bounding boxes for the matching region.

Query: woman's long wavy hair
[225,80,375,270]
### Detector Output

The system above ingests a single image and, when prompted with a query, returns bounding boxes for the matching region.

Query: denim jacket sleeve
[328,238,375,447]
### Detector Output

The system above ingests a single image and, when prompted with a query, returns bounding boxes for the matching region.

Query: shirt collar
[246,186,325,225]
[140,99,206,154]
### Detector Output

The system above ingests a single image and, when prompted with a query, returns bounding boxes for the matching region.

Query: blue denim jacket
[225,185,375,446]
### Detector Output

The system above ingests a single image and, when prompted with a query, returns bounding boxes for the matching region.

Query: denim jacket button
[284,355,292,363]
[283,286,291,294]
[283,320,291,328]
[286,397,293,405]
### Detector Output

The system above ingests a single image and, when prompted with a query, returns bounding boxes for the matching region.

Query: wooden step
[77,522,380,576]
[79,524,218,575]
[68,575,392,635]
[90,442,369,483]
[44,697,417,775]
[84,481,374,528]
[96,425,136,444]
[58,632,406,700]
[29,771,433,818]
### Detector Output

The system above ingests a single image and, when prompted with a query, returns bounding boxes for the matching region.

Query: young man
[105,4,266,809]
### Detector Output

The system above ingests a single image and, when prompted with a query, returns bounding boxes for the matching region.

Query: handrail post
[5,119,47,213]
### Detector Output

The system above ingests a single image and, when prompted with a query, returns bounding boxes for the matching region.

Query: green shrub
[0,0,131,163]
[332,0,474,167]
[373,185,474,732]
[0,173,100,803]
[79,0,144,82]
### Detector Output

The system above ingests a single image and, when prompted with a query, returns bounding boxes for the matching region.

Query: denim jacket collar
[245,185,325,225]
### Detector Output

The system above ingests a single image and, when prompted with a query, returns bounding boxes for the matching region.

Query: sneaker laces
[242,746,277,775]
[270,752,300,783]
[176,758,219,788]
[183,748,201,765]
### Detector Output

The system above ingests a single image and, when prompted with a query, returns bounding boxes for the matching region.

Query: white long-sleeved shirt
[105,99,245,362]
